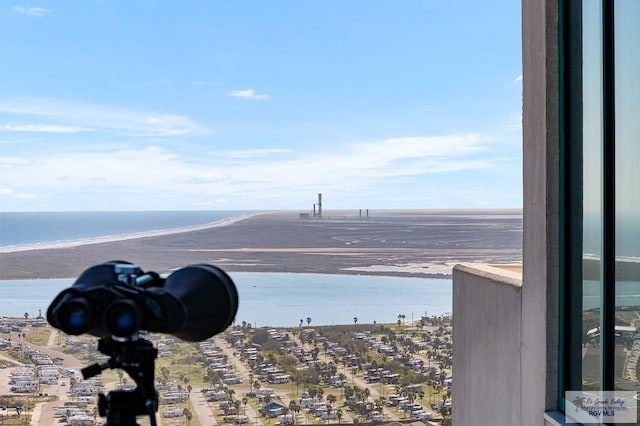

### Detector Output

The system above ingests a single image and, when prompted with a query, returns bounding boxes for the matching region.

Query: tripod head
[82,336,158,426]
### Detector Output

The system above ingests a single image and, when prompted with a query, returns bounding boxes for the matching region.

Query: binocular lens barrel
[47,262,239,341]
[54,299,93,335]
[105,300,141,338]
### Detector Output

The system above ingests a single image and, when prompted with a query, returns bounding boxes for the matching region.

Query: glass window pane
[581,0,603,391]
[615,0,640,391]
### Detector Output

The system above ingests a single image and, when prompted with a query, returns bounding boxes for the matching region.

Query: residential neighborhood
[0,315,452,425]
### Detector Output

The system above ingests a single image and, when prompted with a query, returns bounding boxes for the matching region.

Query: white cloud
[0,187,38,199]
[352,134,485,163]
[223,148,290,159]
[514,74,523,82]
[0,157,30,166]
[0,132,506,210]
[226,89,271,100]
[15,192,39,199]
[13,6,50,17]
[0,98,212,137]
[0,123,89,133]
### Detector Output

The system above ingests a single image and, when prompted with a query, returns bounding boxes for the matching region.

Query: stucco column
[521,0,560,423]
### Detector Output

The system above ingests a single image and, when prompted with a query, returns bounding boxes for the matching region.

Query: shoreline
[0,209,523,280]
[0,211,265,254]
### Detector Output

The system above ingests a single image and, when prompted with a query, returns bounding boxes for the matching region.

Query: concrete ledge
[453,263,523,288]
[453,263,523,425]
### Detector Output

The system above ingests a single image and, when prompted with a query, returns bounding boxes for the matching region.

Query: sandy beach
[0,209,523,280]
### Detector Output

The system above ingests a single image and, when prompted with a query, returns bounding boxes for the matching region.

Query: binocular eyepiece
[47,261,239,341]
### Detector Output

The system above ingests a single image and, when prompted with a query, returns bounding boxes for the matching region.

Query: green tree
[308,387,318,399]
[160,367,171,384]
[289,401,300,424]
[327,394,337,406]
[184,408,193,425]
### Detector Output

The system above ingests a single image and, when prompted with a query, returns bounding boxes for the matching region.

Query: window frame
[560,0,618,407]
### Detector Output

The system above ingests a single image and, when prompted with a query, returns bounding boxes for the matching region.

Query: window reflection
[582,0,603,391]
[614,0,640,392]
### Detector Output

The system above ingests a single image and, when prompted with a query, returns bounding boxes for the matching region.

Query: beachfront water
[0,272,452,327]
[0,211,259,252]
[0,210,452,327]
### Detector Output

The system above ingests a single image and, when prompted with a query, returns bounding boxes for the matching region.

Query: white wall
[452,264,523,426]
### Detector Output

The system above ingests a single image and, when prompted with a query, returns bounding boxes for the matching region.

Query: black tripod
[81,337,159,426]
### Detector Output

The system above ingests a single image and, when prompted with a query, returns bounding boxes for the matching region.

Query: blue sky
[0,1,522,212]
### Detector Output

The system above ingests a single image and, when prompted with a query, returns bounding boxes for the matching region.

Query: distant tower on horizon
[313,193,323,219]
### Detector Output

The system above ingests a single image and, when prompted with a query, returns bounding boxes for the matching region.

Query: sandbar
[0,209,523,280]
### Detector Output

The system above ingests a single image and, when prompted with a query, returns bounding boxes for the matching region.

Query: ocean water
[0,210,260,252]
[0,210,451,327]
[0,273,452,327]
[583,280,640,310]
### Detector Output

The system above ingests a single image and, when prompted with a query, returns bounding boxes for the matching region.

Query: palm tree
[327,394,337,407]
[160,367,170,384]
[263,393,272,415]
[253,381,261,401]
[184,408,193,425]
[344,386,354,401]
[308,387,318,399]
[338,373,347,386]
[242,397,248,415]
[300,319,304,327]
[306,317,312,326]
[289,401,301,424]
